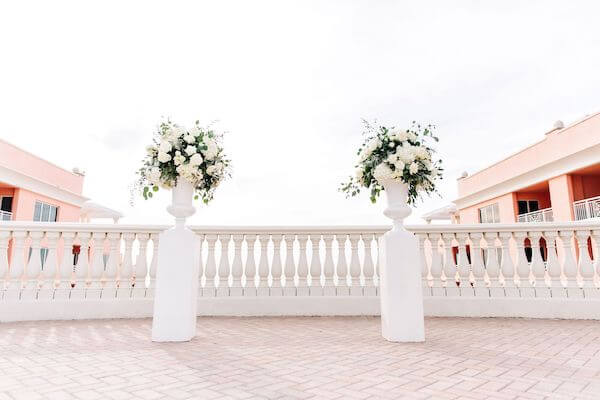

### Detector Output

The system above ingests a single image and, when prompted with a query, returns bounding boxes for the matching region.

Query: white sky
[1,1,599,226]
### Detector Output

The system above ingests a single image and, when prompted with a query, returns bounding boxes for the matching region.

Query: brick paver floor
[0,317,599,399]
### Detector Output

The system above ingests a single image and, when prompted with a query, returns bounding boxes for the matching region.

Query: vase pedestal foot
[151,225,200,342]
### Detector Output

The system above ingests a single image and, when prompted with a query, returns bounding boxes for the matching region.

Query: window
[518,200,539,215]
[478,203,500,223]
[33,201,58,222]
[1,196,12,212]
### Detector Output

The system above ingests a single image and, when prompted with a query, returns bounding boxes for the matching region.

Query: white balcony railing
[517,207,553,223]
[1,221,599,321]
[573,196,600,220]
[0,210,12,221]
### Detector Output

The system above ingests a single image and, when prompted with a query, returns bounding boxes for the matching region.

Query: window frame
[33,201,59,222]
[478,203,500,223]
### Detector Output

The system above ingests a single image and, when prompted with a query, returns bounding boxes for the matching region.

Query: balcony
[0,210,12,221]
[573,196,600,220]
[516,207,553,222]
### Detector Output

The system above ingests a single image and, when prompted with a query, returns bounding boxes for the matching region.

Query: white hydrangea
[189,126,202,137]
[206,162,224,176]
[157,151,172,163]
[147,167,161,185]
[409,162,420,174]
[189,153,204,166]
[414,146,430,160]
[407,131,417,141]
[184,145,197,156]
[159,140,172,153]
[395,146,416,164]
[373,163,394,183]
[394,160,405,172]
[390,130,409,142]
[176,163,203,184]
[203,139,219,160]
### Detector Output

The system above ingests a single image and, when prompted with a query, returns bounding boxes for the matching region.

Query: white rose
[146,145,157,155]
[189,153,204,166]
[355,167,364,182]
[184,134,196,144]
[173,154,186,166]
[159,140,172,153]
[414,146,430,160]
[390,130,408,142]
[407,131,417,141]
[157,151,172,163]
[409,162,419,174]
[203,141,219,160]
[185,145,197,156]
[396,147,415,164]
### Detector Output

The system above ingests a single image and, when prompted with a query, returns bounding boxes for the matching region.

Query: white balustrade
[573,196,600,221]
[1,221,599,321]
[189,226,387,300]
[407,221,600,304]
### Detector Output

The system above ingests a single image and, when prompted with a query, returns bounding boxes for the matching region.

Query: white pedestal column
[152,180,200,342]
[379,181,425,342]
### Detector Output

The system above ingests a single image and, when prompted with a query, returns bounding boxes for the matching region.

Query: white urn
[381,180,411,230]
[166,179,196,226]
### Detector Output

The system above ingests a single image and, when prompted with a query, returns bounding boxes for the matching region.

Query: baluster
[514,232,533,297]
[455,233,472,296]
[544,231,563,298]
[528,231,548,297]
[203,234,218,297]
[322,234,336,296]
[336,234,349,296]
[117,233,134,298]
[483,232,502,297]
[348,234,362,296]
[296,234,309,296]
[282,234,296,296]
[469,232,486,297]
[0,231,9,298]
[309,234,323,296]
[592,230,600,290]
[73,232,90,299]
[102,232,120,299]
[442,233,458,296]
[39,231,59,300]
[560,230,579,298]
[230,234,244,296]
[56,232,75,299]
[217,234,231,297]
[416,233,430,297]
[256,234,270,296]
[428,233,444,296]
[147,233,159,297]
[197,234,205,295]
[374,233,383,292]
[87,232,105,299]
[23,231,43,300]
[133,233,149,298]
[499,232,517,297]
[6,231,26,300]
[244,234,257,296]
[576,230,595,297]
[362,233,376,296]
[270,234,283,296]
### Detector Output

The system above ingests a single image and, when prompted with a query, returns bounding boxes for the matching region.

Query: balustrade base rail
[3,294,600,322]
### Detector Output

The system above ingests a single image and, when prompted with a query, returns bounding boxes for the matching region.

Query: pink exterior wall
[515,191,552,210]
[0,139,85,222]
[459,193,517,224]
[457,113,600,198]
[548,174,575,222]
[0,140,84,194]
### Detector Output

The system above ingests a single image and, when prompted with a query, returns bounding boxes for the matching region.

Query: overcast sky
[1,1,599,226]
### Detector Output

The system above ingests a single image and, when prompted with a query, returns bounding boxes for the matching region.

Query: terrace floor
[0,317,599,400]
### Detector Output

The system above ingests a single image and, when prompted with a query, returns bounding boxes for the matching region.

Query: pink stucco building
[425,112,600,225]
[0,139,121,223]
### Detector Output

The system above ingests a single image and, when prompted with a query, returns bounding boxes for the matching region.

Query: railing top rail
[189,225,391,235]
[405,220,600,234]
[0,221,169,234]
[574,195,600,205]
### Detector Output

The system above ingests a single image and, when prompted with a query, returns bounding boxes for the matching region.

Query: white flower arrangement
[137,119,230,204]
[341,120,443,204]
